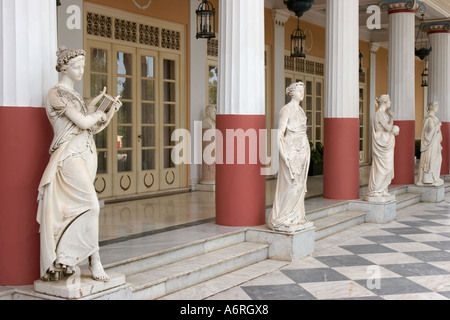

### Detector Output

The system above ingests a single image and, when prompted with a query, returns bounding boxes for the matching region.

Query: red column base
[0,107,52,285]
[215,115,266,227]
[323,118,360,200]
[441,122,450,176]
[392,121,415,185]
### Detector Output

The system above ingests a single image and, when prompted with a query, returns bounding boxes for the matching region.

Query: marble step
[306,201,349,221]
[0,288,15,300]
[313,210,366,240]
[389,185,409,196]
[396,192,422,210]
[127,241,270,300]
[159,259,289,300]
[444,181,450,192]
[104,229,247,276]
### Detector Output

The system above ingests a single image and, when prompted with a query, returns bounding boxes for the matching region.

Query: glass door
[113,45,137,195]
[86,41,113,198]
[159,53,180,190]
[137,49,159,193]
[304,77,314,144]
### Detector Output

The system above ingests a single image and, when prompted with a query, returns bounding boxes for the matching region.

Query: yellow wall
[415,59,425,138]
[85,0,189,25]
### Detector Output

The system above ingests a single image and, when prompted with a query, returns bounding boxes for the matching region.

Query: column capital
[422,19,450,34]
[370,42,382,53]
[378,0,425,14]
[271,8,292,27]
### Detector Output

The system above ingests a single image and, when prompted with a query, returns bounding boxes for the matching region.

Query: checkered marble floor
[208,193,450,300]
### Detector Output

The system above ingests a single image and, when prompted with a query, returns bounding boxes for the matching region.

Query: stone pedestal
[34,271,126,300]
[409,185,445,203]
[246,226,316,262]
[350,200,397,224]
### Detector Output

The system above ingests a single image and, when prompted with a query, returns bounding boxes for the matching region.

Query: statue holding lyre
[37,47,122,282]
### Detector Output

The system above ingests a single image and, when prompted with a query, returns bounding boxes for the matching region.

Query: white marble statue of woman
[365,94,400,202]
[37,47,122,282]
[268,82,313,233]
[417,102,444,187]
[202,105,216,130]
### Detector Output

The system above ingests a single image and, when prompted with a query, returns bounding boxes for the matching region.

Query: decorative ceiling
[264,0,450,44]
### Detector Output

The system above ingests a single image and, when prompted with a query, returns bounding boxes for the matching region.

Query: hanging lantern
[291,18,307,58]
[283,0,315,18]
[421,60,429,87]
[415,14,432,60]
[196,0,216,39]
[284,1,314,58]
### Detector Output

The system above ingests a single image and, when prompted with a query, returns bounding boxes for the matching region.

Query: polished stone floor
[97,166,372,265]
[207,195,450,300]
[7,165,448,300]
[96,164,450,300]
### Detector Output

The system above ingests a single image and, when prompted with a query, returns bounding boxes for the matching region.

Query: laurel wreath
[132,0,152,10]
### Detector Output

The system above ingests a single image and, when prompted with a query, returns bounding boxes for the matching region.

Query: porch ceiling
[265,0,450,45]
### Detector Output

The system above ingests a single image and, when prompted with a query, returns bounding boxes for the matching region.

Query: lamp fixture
[421,60,429,87]
[284,1,315,58]
[415,14,432,61]
[195,0,216,40]
[283,0,315,18]
[291,17,307,58]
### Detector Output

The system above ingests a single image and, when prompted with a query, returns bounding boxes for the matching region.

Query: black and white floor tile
[208,194,450,300]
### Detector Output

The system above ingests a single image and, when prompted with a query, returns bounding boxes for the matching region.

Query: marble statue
[268,82,313,233]
[417,102,444,187]
[202,105,216,130]
[37,47,122,282]
[365,94,400,202]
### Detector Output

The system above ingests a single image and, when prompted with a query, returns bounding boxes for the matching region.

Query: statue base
[246,224,316,262]
[363,194,396,203]
[34,271,126,300]
[409,184,445,203]
[350,199,396,224]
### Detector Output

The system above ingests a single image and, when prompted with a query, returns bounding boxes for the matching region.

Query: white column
[0,0,58,107]
[382,2,422,185]
[369,42,381,161]
[426,21,450,175]
[387,10,416,122]
[216,0,266,226]
[324,0,359,119]
[271,9,291,129]
[428,28,450,123]
[218,0,265,116]
[323,0,360,200]
[0,0,58,286]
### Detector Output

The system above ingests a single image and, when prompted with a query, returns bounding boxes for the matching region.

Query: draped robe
[417,113,443,186]
[37,86,100,278]
[366,109,395,198]
[268,101,311,233]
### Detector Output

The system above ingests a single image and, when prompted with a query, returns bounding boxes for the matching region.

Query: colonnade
[0,0,449,286]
